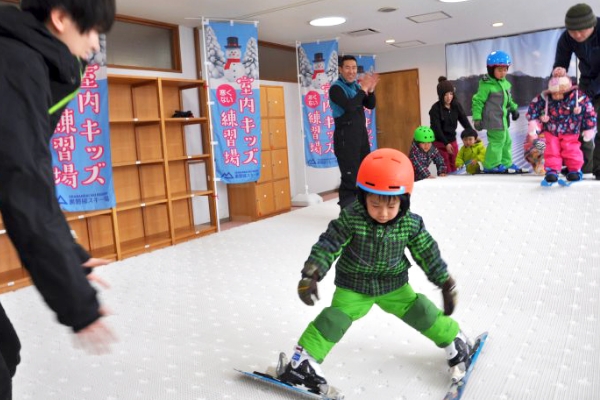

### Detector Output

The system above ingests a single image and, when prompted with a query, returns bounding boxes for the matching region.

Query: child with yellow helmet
[274,148,472,397]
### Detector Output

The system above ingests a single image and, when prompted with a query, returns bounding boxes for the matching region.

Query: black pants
[0,302,21,400]
[334,125,371,209]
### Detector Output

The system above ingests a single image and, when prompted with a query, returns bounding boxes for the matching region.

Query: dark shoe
[566,171,583,182]
[544,171,558,183]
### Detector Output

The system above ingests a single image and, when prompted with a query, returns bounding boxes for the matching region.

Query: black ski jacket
[0,5,100,331]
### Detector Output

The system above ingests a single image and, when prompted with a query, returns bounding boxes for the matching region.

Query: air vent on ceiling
[389,40,426,48]
[407,11,451,23]
[345,28,380,37]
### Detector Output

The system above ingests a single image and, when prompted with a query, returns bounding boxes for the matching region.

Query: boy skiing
[274,148,473,396]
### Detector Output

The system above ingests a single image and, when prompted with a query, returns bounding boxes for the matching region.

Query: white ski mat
[3,173,600,400]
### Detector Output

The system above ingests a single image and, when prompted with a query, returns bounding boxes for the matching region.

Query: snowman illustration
[224,36,245,82]
[312,52,329,89]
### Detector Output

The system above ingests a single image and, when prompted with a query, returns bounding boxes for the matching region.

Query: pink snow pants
[543,131,584,172]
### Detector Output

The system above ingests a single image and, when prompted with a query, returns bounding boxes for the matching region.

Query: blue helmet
[486,51,512,67]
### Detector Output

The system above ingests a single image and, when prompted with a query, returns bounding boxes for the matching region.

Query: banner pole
[291,41,323,207]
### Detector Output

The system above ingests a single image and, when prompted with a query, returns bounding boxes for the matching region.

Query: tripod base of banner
[291,192,323,207]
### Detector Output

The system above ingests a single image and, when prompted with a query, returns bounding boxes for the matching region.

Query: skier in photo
[526,75,597,185]
[409,126,447,181]
[273,148,473,397]
[472,50,523,174]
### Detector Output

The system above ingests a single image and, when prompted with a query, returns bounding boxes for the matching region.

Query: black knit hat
[565,3,597,30]
[436,76,454,99]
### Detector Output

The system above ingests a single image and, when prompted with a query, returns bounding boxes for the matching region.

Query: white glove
[582,129,596,142]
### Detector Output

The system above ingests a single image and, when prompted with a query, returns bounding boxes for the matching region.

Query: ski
[443,331,488,400]
[557,178,581,187]
[235,369,344,400]
[541,179,557,187]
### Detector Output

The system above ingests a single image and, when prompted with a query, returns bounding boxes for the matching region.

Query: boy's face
[493,66,509,80]
[568,27,594,43]
[418,142,432,152]
[462,136,476,147]
[49,10,100,60]
[340,60,358,83]
[365,194,400,224]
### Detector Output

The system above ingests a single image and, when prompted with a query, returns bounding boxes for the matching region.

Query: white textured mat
[3,174,600,400]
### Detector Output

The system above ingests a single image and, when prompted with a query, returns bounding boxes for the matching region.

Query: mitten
[298,263,320,305]
[583,129,596,142]
[473,120,483,131]
[441,276,457,316]
[511,110,520,121]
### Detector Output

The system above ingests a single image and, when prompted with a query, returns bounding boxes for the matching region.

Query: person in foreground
[274,148,472,396]
[0,1,117,399]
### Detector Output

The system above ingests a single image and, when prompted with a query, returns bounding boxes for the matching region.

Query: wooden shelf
[0,74,218,292]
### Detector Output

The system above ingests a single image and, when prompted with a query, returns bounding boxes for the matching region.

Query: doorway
[376,69,421,155]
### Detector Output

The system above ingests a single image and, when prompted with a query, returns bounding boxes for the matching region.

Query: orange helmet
[357,148,414,195]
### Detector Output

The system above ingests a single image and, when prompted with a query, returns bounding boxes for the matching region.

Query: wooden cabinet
[227,85,291,221]
[0,75,218,293]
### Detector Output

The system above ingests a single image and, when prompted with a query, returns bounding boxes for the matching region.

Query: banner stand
[292,41,323,207]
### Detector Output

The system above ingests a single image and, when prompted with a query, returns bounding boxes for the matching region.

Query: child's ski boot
[506,163,529,174]
[445,331,473,383]
[558,170,583,186]
[541,170,559,186]
[276,346,330,394]
[483,164,507,174]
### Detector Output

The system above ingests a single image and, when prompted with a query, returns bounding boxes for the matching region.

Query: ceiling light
[309,16,346,27]
[492,22,504,27]
[438,0,470,3]
[385,39,396,44]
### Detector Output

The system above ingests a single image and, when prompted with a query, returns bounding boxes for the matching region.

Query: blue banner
[51,38,115,212]
[297,40,339,168]
[203,20,261,183]
[357,55,377,152]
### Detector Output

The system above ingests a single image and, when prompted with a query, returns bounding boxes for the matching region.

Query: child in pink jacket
[526,75,597,184]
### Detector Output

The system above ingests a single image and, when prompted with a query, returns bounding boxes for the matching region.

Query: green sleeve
[455,147,465,168]
[471,80,489,120]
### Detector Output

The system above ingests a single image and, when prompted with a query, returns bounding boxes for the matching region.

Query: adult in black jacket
[429,77,474,173]
[0,1,116,398]
[553,3,600,177]
[329,55,378,209]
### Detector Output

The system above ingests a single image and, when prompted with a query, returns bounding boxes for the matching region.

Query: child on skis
[455,128,486,174]
[409,126,447,180]
[472,50,523,174]
[274,148,472,397]
[526,74,597,184]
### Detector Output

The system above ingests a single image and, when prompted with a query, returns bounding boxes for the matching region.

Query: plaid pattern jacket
[409,142,447,181]
[305,201,450,296]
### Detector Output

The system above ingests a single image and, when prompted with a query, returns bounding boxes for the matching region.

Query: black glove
[298,263,320,305]
[441,276,457,316]
[473,120,483,131]
[511,110,519,121]
[298,277,319,305]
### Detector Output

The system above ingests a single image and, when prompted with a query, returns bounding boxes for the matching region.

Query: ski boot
[541,170,558,186]
[506,163,528,174]
[445,331,473,383]
[276,346,329,394]
[483,164,507,174]
[566,170,583,182]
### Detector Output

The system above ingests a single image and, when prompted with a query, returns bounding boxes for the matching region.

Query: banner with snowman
[356,55,378,152]
[297,40,339,168]
[202,20,261,184]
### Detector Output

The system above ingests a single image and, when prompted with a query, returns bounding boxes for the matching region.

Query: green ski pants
[484,128,513,169]
[298,285,460,363]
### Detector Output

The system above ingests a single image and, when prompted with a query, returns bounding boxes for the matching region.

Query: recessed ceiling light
[439,0,470,2]
[492,22,504,27]
[385,39,396,44]
[309,16,346,27]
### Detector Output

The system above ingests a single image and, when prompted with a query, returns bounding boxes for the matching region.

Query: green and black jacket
[305,200,450,296]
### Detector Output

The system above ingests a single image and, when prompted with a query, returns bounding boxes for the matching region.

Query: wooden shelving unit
[0,75,218,293]
[227,85,291,221]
